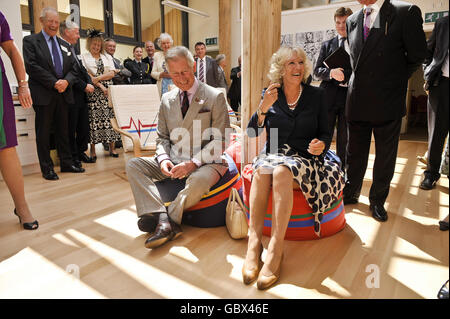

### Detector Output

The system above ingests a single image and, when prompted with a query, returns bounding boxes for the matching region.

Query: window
[79,0,105,33]
[140,0,162,44]
[20,0,189,48]
[112,0,135,39]
[20,0,33,33]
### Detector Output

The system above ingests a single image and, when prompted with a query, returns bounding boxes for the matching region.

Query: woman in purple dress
[0,11,38,230]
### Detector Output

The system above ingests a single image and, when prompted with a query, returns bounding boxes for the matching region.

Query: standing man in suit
[228,55,242,113]
[104,38,131,85]
[142,40,157,84]
[314,7,353,170]
[344,0,427,221]
[59,21,96,167]
[215,54,228,90]
[420,15,449,190]
[126,46,230,249]
[194,42,226,89]
[23,7,85,180]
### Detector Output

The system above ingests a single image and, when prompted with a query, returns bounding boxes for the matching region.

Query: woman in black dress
[243,46,344,290]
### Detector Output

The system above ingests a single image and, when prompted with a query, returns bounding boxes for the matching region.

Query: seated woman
[125,46,153,85]
[243,46,344,290]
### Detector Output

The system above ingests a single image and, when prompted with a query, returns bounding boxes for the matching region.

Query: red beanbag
[242,164,346,240]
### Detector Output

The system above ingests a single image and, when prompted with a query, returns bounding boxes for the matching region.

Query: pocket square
[198,107,211,113]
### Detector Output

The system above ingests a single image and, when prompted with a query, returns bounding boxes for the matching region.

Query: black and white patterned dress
[253,144,344,237]
[87,58,121,145]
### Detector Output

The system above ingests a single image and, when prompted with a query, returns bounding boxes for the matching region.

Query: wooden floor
[0,140,448,299]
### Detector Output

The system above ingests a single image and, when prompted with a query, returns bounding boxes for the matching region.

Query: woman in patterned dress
[81,30,121,160]
[150,33,174,97]
[243,46,344,290]
[0,11,38,230]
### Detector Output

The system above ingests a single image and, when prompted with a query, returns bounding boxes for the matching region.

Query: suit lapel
[58,38,73,75]
[348,9,365,70]
[37,32,55,73]
[358,0,394,68]
[330,36,339,54]
[181,82,205,130]
[168,88,184,128]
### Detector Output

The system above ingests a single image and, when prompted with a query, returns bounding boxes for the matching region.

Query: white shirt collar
[364,0,385,13]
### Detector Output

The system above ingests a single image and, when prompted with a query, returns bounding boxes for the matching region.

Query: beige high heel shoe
[242,243,263,285]
[257,253,283,290]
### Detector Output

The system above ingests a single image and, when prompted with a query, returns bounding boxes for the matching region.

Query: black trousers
[34,94,73,173]
[327,86,348,169]
[426,76,449,180]
[68,104,89,161]
[345,118,402,206]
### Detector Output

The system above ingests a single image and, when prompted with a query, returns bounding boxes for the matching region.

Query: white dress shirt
[364,0,385,29]
[442,50,449,78]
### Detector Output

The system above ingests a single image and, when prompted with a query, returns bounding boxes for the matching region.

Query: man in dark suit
[194,42,225,89]
[344,0,427,221]
[227,56,241,112]
[105,38,131,85]
[142,40,157,84]
[23,7,85,180]
[59,21,96,167]
[314,7,353,169]
[420,15,449,190]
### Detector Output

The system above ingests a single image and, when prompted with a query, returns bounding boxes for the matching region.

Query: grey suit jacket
[156,81,230,166]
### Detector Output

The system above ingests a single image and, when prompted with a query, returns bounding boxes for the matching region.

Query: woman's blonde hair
[267,46,312,85]
[86,36,105,54]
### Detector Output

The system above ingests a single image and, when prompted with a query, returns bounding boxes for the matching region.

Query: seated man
[126,46,230,249]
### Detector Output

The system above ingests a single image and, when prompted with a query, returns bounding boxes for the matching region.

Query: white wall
[0,0,24,87]
[188,0,219,52]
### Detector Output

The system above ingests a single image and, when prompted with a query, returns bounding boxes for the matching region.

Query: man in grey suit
[126,46,231,249]
[194,42,226,89]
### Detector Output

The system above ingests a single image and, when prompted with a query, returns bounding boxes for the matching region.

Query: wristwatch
[257,108,269,117]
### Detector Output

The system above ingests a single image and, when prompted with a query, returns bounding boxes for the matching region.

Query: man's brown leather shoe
[144,220,182,249]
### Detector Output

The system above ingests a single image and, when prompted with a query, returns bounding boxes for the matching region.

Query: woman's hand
[260,82,281,113]
[18,86,32,109]
[308,138,325,156]
[91,75,99,85]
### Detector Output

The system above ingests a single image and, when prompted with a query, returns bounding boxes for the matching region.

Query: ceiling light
[161,0,210,18]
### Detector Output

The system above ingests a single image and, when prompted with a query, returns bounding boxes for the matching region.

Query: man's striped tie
[198,58,205,82]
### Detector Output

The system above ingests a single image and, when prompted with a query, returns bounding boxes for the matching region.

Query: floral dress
[87,58,121,145]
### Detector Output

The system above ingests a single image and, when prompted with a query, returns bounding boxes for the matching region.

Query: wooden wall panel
[219,0,231,88]
[242,0,281,164]
[32,0,58,33]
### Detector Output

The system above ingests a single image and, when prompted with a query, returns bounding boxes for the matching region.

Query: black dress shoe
[419,175,438,190]
[439,220,449,231]
[43,170,59,180]
[145,220,182,249]
[74,160,82,169]
[137,215,158,233]
[438,280,449,299]
[80,153,96,163]
[370,204,388,222]
[109,152,119,158]
[61,165,85,173]
[344,195,359,205]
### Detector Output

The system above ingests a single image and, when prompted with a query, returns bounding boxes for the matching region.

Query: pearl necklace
[287,87,302,109]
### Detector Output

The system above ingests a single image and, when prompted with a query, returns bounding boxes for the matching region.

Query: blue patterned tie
[51,36,63,78]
